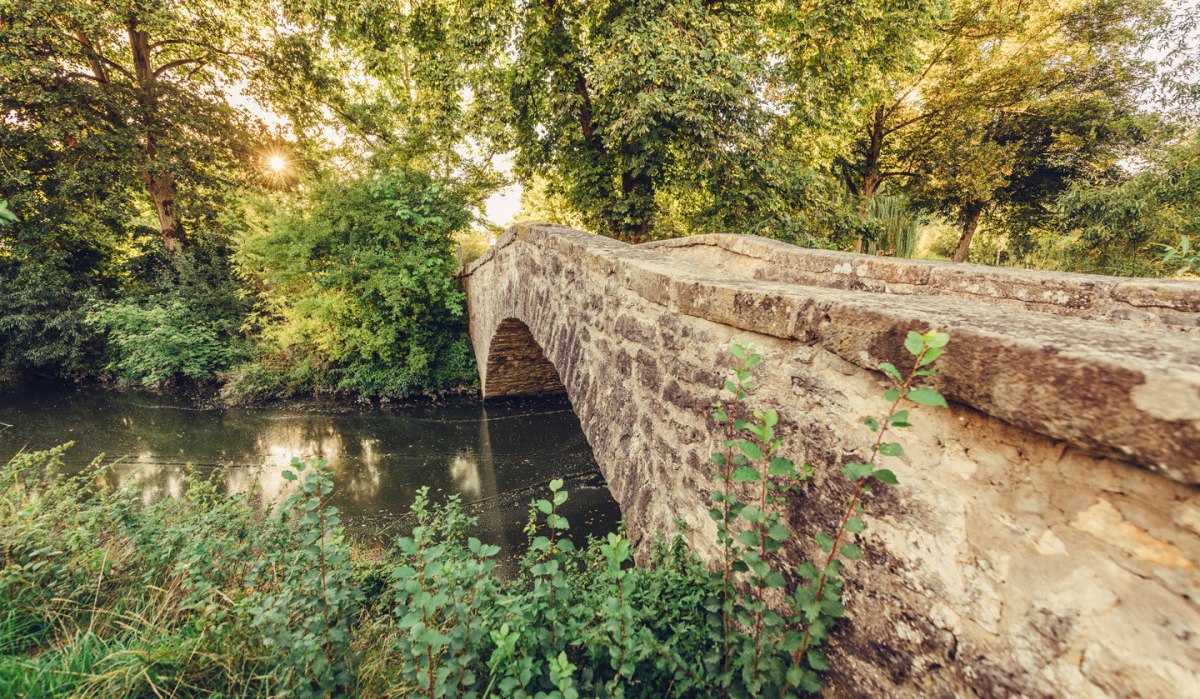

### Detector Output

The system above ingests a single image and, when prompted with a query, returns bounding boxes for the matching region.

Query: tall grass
[1,331,950,697]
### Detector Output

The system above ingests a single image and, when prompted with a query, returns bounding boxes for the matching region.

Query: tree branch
[147,38,255,61]
[154,57,207,78]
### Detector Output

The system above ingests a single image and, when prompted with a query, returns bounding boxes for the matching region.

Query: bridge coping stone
[465,222,1200,486]
[645,233,1200,329]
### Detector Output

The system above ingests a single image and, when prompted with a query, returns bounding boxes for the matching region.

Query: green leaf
[907,387,947,407]
[841,462,873,480]
[883,389,901,402]
[711,452,727,466]
[904,331,924,356]
[844,516,866,533]
[919,347,944,366]
[281,470,297,481]
[815,531,834,553]
[807,649,831,671]
[876,442,904,457]
[737,441,763,461]
[862,417,880,431]
[879,362,902,382]
[731,466,760,483]
[873,469,899,485]
[736,531,760,548]
[768,457,794,476]
[926,331,950,348]
[840,543,864,560]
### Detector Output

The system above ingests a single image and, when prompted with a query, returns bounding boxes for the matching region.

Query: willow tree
[0,0,276,255]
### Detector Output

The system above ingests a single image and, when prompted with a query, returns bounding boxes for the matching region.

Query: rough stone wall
[462,223,1200,697]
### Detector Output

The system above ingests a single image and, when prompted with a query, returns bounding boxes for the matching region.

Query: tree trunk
[854,105,887,253]
[616,151,652,244]
[952,202,984,263]
[144,163,185,255]
[128,21,185,255]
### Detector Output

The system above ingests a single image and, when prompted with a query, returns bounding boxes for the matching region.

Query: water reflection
[0,389,620,553]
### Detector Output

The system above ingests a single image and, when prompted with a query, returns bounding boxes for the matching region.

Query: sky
[484,181,522,228]
[483,154,522,228]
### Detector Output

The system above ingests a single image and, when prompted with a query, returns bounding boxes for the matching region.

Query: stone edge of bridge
[465,222,1200,486]
[644,233,1200,328]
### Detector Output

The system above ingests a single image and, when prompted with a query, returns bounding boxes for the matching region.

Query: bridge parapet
[463,223,1200,697]
[646,233,1200,332]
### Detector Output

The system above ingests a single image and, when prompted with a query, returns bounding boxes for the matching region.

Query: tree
[504,0,764,242]
[1051,130,1200,275]
[274,0,512,199]
[232,169,478,398]
[838,0,1161,261]
[0,0,274,255]
[505,0,947,242]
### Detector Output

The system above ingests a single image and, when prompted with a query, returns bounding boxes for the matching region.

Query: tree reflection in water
[0,389,619,554]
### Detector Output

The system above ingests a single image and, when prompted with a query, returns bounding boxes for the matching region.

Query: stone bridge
[462,223,1200,697]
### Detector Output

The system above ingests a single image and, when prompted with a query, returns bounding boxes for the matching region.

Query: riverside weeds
[0,330,949,697]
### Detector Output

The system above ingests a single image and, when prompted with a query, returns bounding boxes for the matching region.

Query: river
[0,388,621,556]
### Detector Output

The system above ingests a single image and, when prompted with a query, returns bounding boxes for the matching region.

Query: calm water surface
[0,389,621,554]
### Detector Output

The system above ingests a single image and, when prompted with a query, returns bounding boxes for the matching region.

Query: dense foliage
[0,0,1196,390]
[1046,130,1200,275]
[0,332,950,697]
[229,169,477,400]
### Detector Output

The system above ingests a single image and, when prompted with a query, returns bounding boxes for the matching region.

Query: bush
[88,298,240,385]
[232,168,478,399]
[87,249,246,387]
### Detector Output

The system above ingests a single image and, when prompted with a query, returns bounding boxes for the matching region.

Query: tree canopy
[0,0,1196,390]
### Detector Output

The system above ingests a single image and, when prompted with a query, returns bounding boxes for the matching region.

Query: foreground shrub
[2,330,950,696]
[87,249,247,387]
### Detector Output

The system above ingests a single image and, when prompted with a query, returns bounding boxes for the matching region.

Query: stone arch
[482,317,567,399]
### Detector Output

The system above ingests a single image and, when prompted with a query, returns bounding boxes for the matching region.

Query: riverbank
[0,386,618,556]
[1,373,488,412]
[0,446,742,698]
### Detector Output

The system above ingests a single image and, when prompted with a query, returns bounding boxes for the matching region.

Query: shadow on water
[0,388,622,559]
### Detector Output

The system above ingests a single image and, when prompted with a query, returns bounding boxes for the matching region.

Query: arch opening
[483,318,566,399]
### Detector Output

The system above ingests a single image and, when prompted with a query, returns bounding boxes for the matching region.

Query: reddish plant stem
[315,474,333,663]
[752,441,769,684]
[457,588,474,697]
[608,575,628,699]
[548,495,558,648]
[784,347,927,695]
[414,524,436,697]
[720,386,741,673]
